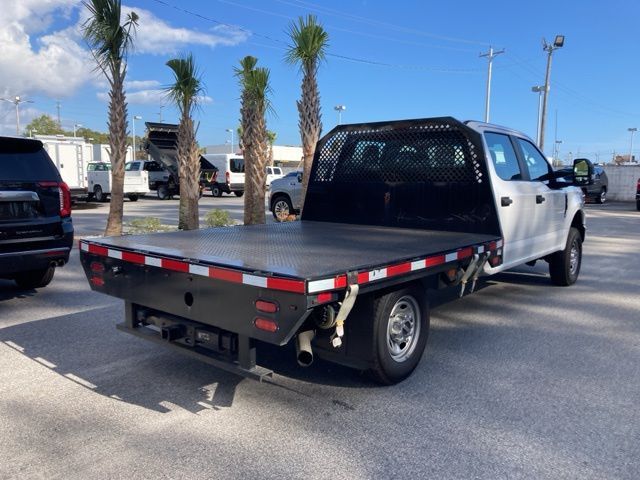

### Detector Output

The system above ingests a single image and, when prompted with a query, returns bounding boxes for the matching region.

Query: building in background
[205,144,303,171]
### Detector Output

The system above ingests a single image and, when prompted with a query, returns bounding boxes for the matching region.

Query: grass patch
[126,217,176,234]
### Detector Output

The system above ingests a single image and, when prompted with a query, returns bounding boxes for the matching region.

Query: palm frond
[285,15,329,71]
[165,53,205,116]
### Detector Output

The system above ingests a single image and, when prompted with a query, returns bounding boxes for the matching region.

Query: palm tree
[82,0,138,236]
[236,56,272,225]
[165,53,204,230]
[267,130,277,166]
[285,15,329,212]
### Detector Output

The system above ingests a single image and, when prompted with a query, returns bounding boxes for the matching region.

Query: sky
[1,0,638,162]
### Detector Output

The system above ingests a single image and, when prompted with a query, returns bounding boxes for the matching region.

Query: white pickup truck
[86,162,149,202]
[80,118,591,384]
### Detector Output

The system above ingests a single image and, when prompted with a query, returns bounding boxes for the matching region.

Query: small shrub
[205,209,235,228]
[126,217,176,234]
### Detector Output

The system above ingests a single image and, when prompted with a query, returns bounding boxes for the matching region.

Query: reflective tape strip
[243,274,267,288]
[80,242,89,252]
[445,252,458,262]
[107,249,122,260]
[189,264,210,277]
[307,278,336,294]
[144,256,162,267]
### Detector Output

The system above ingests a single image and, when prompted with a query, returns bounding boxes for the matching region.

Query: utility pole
[158,105,164,123]
[226,128,234,153]
[56,100,62,127]
[479,46,505,123]
[531,86,544,145]
[334,105,346,125]
[133,116,142,160]
[539,35,565,152]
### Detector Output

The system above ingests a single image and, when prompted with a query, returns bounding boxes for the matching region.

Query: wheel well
[571,211,586,241]
[270,193,290,209]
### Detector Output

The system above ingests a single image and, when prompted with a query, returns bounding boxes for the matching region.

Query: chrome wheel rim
[274,200,290,221]
[569,241,580,276]
[386,295,420,363]
[600,190,606,203]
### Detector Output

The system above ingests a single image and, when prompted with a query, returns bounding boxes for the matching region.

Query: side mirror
[573,158,594,186]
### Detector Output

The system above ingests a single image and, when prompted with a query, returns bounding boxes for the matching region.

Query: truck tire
[235,191,244,197]
[94,185,106,202]
[128,194,139,202]
[272,195,293,222]
[367,286,429,385]
[211,184,223,197]
[637,200,640,211]
[595,188,606,204]
[14,266,55,289]
[157,184,170,200]
[548,227,582,286]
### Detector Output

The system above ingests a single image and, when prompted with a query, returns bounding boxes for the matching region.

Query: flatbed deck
[89,221,500,281]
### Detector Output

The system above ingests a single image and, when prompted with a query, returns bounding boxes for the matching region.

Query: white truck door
[513,137,566,254]
[484,132,537,267]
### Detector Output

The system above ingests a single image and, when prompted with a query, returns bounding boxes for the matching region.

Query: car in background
[269,170,302,221]
[203,153,245,197]
[636,177,640,211]
[86,161,149,202]
[266,166,284,187]
[0,136,73,289]
[557,159,608,203]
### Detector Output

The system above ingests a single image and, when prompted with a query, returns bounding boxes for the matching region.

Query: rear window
[230,158,245,173]
[0,140,59,181]
[125,161,140,171]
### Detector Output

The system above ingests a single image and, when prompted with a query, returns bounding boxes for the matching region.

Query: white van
[86,162,149,202]
[203,153,245,197]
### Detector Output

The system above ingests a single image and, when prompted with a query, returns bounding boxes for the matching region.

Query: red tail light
[254,318,278,333]
[255,300,278,313]
[225,171,230,184]
[38,181,72,217]
[637,178,640,192]
[90,261,105,273]
[89,276,105,287]
[59,182,72,217]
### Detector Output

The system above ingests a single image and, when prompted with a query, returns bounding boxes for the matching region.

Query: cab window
[125,161,140,171]
[515,138,551,181]
[484,132,523,181]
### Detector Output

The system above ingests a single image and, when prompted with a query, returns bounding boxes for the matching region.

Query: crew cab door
[512,137,565,254]
[484,132,535,266]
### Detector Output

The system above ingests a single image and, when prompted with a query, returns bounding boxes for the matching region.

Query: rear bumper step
[116,321,273,382]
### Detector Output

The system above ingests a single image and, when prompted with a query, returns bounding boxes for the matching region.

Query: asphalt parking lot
[1,200,638,479]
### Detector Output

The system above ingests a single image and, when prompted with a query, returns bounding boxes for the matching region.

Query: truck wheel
[235,191,244,197]
[549,227,582,286]
[157,185,169,200]
[637,200,640,211]
[211,185,223,197]
[272,196,293,222]
[128,194,139,202]
[596,188,606,204]
[94,185,106,202]
[368,286,429,385]
[14,266,55,289]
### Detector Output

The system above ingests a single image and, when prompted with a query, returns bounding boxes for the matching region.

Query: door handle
[536,195,546,204]
[501,196,513,207]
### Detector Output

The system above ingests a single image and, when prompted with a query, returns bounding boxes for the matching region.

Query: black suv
[0,136,73,289]
[558,159,609,203]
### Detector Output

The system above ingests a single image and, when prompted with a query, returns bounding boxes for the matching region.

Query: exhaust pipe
[295,330,315,367]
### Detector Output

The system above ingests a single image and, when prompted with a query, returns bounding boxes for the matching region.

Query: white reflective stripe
[445,252,458,262]
[369,268,387,281]
[411,260,426,271]
[243,274,268,288]
[107,249,122,259]
[477,245,485,254]
[308,278,335,293]
[189,264,209,277]
[497,239,504,248]
[145,256,162,267]
[80,242,89,252]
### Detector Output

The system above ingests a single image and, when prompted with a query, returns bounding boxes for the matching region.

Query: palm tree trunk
[178,114,200,230]
[297,66,322,214]
[242,106,268,225]
[104,74,128,236]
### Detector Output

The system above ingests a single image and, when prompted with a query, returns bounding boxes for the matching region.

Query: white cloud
[127,5,250,55]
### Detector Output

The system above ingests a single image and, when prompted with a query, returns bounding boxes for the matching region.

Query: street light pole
[539,35,565,152]
[479,46,505,123]
[73,123,82,139]
[226,128,234,153]
[531,86,544,146]
[628,128,637,164]
[1,96,34,136]
[334,105,346,125]
[132,115,142,160]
